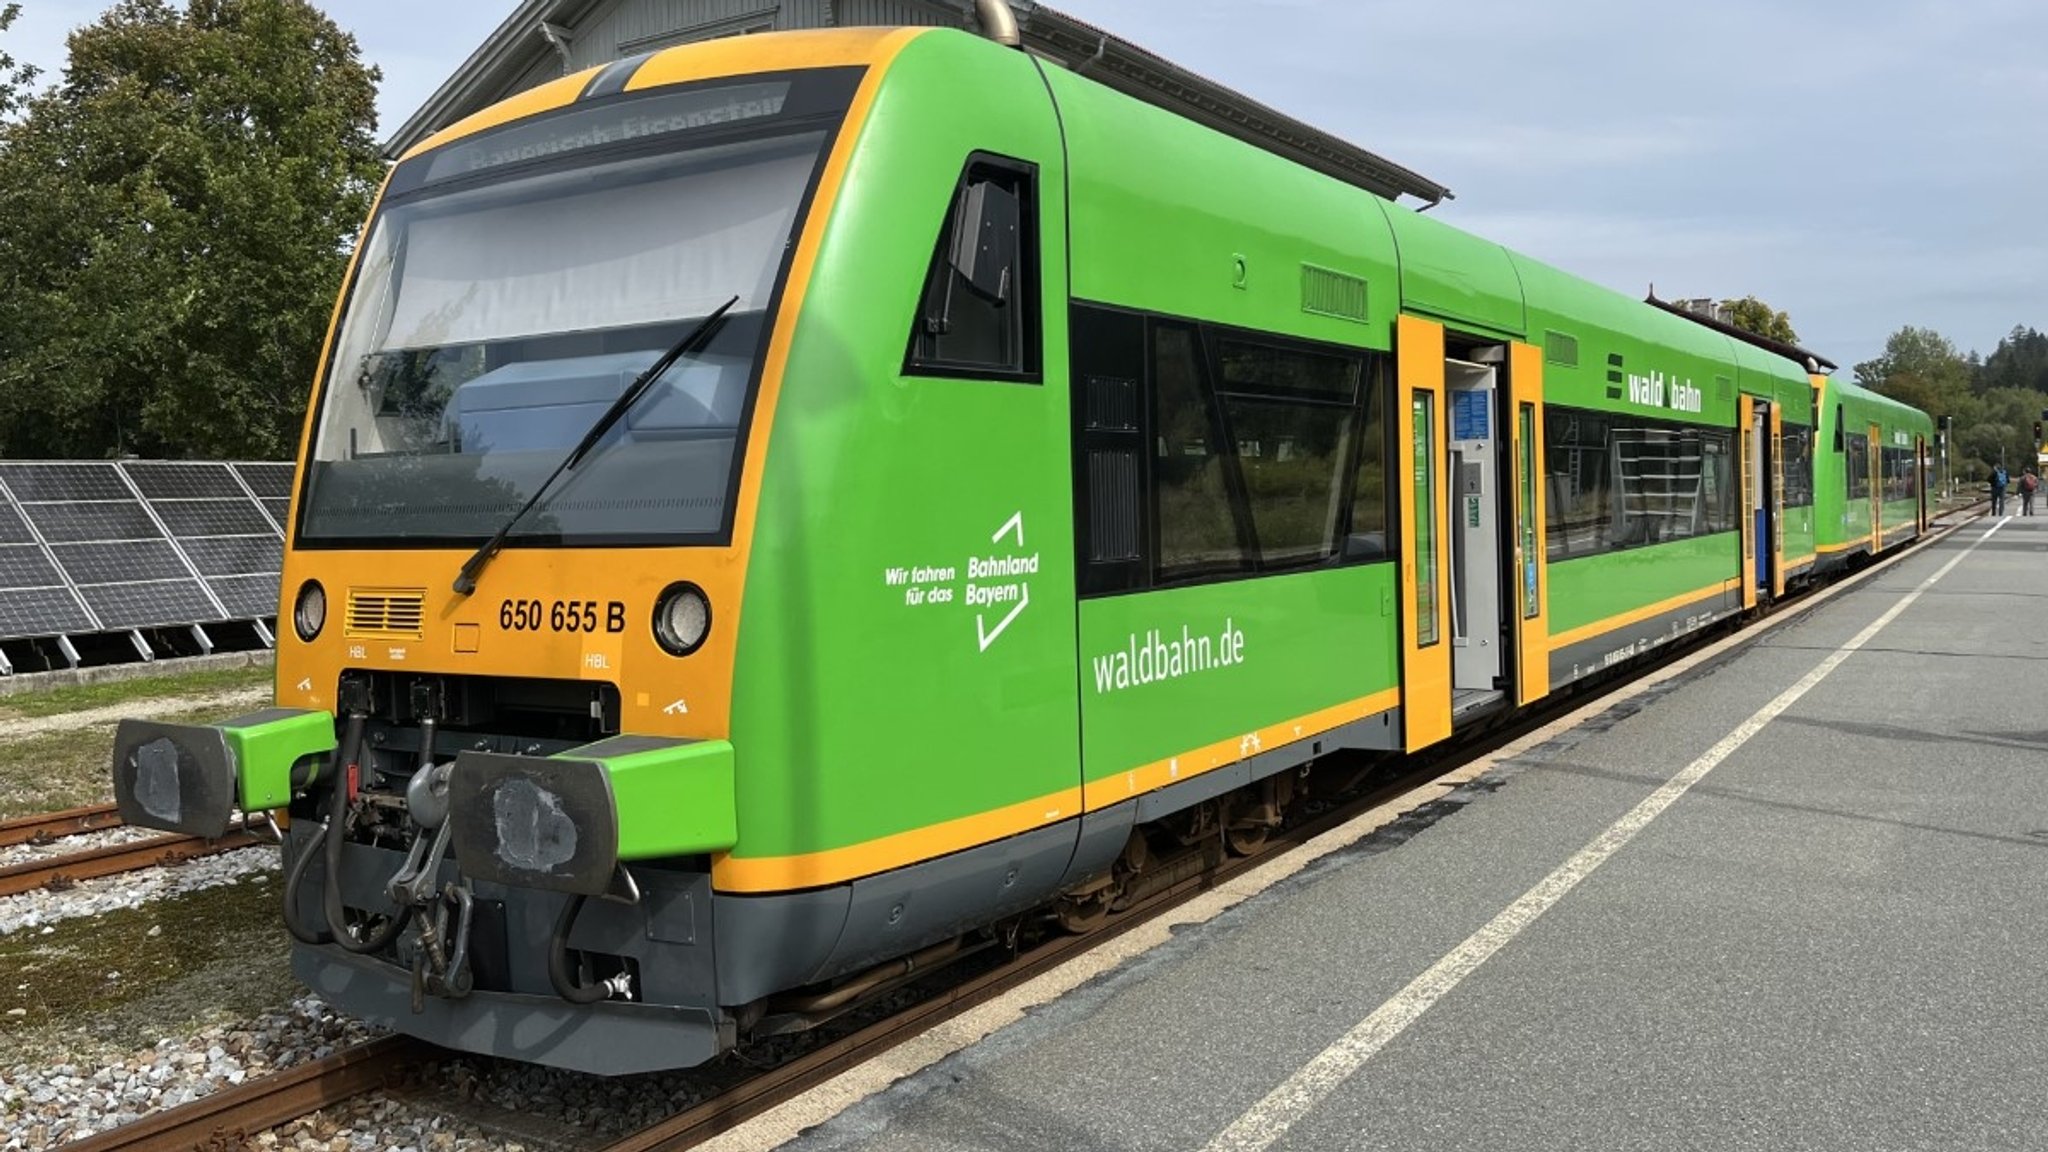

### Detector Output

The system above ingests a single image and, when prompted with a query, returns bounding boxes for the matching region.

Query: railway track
[52,1034,439,1152]
[0,803,267,898]
[0,802,124,847]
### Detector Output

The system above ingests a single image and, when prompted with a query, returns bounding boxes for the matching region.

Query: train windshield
[297,75,849,546]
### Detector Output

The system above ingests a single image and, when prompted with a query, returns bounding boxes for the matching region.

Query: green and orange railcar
[110,18,1933,1073]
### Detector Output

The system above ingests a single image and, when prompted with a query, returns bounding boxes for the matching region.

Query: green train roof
[1010,3,1451,206]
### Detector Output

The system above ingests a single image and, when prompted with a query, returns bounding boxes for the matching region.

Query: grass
[0,869,299,1069]
[0,662,272,722]
[0,705,255,821]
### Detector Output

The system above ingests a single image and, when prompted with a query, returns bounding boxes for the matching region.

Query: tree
[0,0,382,459]
[1977,325,2048,395]
[0,2,40,119]
[1720,295,1799,345]
[1852,325,1975,423]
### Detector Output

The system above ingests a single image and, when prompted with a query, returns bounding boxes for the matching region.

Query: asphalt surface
[775,513,2048,1152]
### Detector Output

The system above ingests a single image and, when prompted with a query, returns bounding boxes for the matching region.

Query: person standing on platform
[1991,464,2008,515]
[2024,469,2040,516]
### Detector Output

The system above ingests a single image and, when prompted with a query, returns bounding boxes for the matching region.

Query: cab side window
[906,153,1039,380]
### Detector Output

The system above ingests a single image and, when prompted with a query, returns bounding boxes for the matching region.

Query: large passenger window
[907,154,1039,379]
[1543,404,1736,561]
[1070,303,1388,596]
[1154,324,1247,578]
[1214,339,1361,569]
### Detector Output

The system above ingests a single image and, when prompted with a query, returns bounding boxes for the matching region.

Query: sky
[5,0,2044,373]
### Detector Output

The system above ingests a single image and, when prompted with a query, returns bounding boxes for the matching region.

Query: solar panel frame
[123,461,243,500]
[79,579,225,629]
[0,545,62,590]
[230,461,294,498]
[0,469,104,636]
[0,460,296,649]
[207,573,284,618]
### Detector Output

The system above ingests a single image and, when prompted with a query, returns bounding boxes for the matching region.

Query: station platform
[723,508,2047,1152]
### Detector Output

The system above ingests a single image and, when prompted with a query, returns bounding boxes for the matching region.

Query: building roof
[383,0,1450,207]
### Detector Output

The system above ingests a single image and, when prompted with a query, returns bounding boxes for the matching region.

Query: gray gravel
[0,823,165,871]
[0,995,377,1150]
[0,842,276,936]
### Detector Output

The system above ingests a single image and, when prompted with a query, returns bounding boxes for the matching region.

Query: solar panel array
[0,461,288,649]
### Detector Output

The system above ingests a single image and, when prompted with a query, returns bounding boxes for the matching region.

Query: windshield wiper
[451,294,740,596]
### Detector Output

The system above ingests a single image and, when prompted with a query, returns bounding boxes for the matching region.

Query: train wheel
[1225,820,1269,856]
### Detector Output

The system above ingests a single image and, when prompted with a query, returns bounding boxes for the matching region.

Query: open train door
[1397,315,1452,752]
[1868,422,1883,548]
[1508,342,1549,705]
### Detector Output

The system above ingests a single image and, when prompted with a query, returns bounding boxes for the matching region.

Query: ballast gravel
[0,842,276,936]
[0,823,166,871]
[0,996,379,1150]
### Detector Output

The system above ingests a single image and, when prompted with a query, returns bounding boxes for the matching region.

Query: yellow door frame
[1868,422,1882,548]
[1738,394,1757,611]
[1769,403,1785,599]
[1508,342,1549,705]
[1917,437,1929,531]
[1396,315,1451,752]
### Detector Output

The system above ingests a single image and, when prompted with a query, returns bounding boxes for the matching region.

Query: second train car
[111,14,1934,1073]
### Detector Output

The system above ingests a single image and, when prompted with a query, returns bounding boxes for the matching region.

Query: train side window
[1783,424,1815,508]
[1544,404,1736,560]
[1154,322,1251,580]
[1345,360,1390,561]
[1833,403,1845,452]
[1845,432,1870,498]
[1545,407,1612,560]
[1212,338,1363,569]
[906,153,1040,380]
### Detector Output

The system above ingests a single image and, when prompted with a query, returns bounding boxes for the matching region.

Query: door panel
[1868,422,1882,546]
[1397,315,1450,751]
[1508,342,1548,705]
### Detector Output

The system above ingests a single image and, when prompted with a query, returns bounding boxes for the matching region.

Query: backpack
[1994,467,2008,488]
[2025,473,2039,494]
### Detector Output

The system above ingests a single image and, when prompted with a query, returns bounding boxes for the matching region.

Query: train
[108,7,1933,1075]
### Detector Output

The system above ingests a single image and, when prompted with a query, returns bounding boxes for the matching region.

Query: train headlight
[293,580,326,642]
[653,583,711,657]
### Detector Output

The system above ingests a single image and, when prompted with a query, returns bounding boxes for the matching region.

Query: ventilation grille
[1300,264,1369,323]
[346,587,425,639]
[1085,374,1138,432]
[1544,330,1580,367]
[1715,375,1735,403]
[1087,450,1141,562]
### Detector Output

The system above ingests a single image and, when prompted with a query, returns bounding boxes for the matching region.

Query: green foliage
[1852,326,1976,425]
[0,3,42,121]
[1719,295,1798,345]
[1978,325,2048,395]
[0,0,382,459]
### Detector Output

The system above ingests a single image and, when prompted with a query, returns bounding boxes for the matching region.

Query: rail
[54,1035,437,1152]
[0,826,265,897]
[0,801,123,848]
